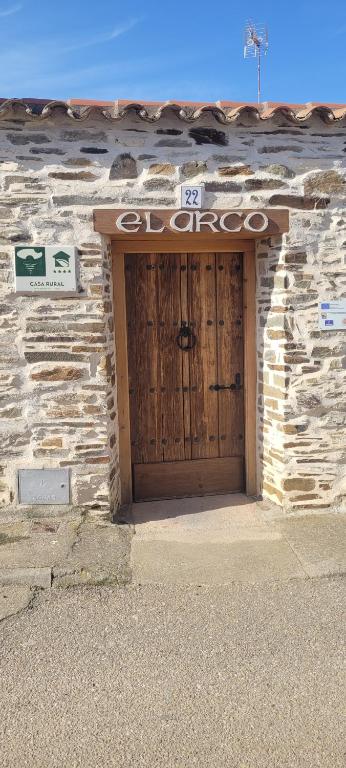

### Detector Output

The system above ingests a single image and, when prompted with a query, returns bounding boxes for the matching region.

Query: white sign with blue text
[181,185,204,209]
[319,300,346,330]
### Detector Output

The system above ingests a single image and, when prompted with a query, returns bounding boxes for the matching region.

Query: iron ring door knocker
[176,321,197,351]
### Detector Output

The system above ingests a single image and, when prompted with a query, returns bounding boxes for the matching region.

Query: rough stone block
[156,128,183,136]
[181,161,207,178]
[268,194,330,209]
[143,178,175,191]
[189,127,228,146]
[304,171,346,196]
[284,252,307,264]
[155,139,192,148]
[205,181,241,193]
[148,163,175,175]
[7,133,51,145]
[63,158,94,167]
[30,147,65,155]
[109,153,137,180]
[262,164,295,178]
[80,147,108,154]
[218,164,253,176]
[245,178,287,190]
[282,478,316,492]
[61,130,107,142]
[30,366,85,381]
[48,171,98,181]
[258,145,303,154]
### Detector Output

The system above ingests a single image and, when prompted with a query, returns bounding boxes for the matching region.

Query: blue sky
[0,0,345,103]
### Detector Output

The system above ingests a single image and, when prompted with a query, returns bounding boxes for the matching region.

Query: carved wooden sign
[93,208,289,237]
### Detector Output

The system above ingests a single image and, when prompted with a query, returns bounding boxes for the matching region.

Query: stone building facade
[0,98,345,516]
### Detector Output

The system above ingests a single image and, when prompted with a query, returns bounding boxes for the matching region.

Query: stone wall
[0,108,345,514]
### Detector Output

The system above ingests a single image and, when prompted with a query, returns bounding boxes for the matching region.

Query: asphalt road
[0,577,344,768]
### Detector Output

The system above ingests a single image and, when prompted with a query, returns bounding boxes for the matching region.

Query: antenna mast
[244,21,268,103]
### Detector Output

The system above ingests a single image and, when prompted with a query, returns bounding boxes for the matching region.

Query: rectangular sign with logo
[14,245,78,293]
[319,300,346,330]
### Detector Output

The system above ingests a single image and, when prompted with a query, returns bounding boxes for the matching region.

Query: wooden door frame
[112,236,257,504]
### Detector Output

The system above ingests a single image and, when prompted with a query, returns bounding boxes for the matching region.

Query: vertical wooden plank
[126,254,163,465]
[138,253,163,463]
[125,254,139,464]
[126,252,187,467]
[216,252,244,458]
[243,245,257,496]
[113,251,132,504]
[188,252,219,459]
[180,253,192,460]
[159,253,185,461]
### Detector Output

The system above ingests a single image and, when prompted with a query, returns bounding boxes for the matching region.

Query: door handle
[176,321,196,351]
[210,384,238,391]
[210,374,242,392]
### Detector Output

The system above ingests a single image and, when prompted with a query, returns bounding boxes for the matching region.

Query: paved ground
[0,511,131,591]
[0,496,345,590]
[131,495,346,583]
[0,578,344,768]
[0,499,345,766]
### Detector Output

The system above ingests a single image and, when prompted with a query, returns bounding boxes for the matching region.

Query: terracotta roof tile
[0,98,345,124]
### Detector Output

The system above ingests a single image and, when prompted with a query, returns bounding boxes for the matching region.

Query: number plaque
[181,185,204,209]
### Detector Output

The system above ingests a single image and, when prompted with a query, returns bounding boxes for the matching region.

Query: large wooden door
[125,252,245,501]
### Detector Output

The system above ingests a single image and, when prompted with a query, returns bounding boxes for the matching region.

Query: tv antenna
[244,21,268,103]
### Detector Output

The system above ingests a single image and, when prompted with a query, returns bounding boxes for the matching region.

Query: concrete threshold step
[0,567,52,589]
[131,539,308,585]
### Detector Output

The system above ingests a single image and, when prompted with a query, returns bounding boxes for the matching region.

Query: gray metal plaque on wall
[18,469,70,505]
